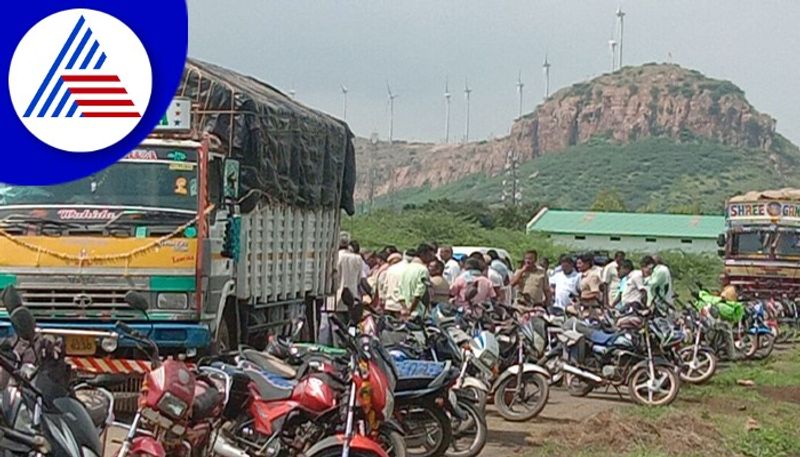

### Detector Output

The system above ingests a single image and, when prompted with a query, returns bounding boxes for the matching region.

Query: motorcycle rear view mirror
[0,286,23,312]
[124,291,149,312]
[9,307,36,342]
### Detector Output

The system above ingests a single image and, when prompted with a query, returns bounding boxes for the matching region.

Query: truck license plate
[65,335,96,356]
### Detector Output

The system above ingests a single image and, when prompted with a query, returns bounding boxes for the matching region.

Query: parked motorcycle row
[1,283,799,457]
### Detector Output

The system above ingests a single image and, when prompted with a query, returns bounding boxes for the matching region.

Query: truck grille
[18,288,140,317]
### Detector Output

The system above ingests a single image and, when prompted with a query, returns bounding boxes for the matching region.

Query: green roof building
[526,208,725,254]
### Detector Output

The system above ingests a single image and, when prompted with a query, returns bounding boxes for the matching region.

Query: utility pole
[501,149,522,206]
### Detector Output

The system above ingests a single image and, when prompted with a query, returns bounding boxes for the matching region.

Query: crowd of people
[334,233,676,322]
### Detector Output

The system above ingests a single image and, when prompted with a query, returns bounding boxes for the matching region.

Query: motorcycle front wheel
[445,400,487,457]
[397,401,452,457]
[677,347,717,384]
[493,371,549,422]
[627,365,680,407]
[380,430,407,457]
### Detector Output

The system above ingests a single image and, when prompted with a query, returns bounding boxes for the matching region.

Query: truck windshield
[731,231,771,255]
[774,230,800,257]
[0,159,198,211]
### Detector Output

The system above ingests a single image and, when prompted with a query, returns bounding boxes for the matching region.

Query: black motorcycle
[0,286,113,457]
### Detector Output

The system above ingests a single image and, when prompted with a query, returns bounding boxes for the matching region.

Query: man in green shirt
[395,244,436,318]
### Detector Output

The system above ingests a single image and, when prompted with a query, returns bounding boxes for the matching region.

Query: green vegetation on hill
[373,137,800,214]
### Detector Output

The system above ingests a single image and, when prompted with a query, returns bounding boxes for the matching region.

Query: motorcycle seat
[394,360,449,392]
[246,370,295,401]
[588,330,617,346]
[74,388,111,429]
[241,349,298,379]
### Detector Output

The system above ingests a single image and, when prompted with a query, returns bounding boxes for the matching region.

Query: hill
[372,136,800,213]
[355,63,799,211]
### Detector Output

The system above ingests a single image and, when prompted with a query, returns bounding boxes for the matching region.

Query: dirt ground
[482,388,620,456]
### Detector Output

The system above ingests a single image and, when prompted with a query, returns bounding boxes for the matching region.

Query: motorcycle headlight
[157,392,188,419]
[157,293,189,310]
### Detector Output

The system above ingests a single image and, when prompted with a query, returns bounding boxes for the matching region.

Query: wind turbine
[542,55,551,100]
[463,78,472,143]
[609,39,618,71]
[616,6,626,68]
[516,70,524,118]
[340,84,348,120]
[444,78,452,143]
[387,82,398,143]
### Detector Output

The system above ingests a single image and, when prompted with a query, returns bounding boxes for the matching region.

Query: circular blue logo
[2,0,188,185]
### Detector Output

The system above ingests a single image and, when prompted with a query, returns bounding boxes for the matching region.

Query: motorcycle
[114,292,235,457]
[215,290,397,457]
[554,309,681,407]
[0,286,114,457]
[673,308,717,384]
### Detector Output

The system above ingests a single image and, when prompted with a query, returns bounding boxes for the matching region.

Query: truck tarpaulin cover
[179,58,356,215]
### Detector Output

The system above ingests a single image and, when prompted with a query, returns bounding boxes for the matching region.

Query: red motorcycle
[214,290,399,457]
[114,292,239,457]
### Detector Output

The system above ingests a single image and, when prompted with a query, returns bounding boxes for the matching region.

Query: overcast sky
[188,0,800,145]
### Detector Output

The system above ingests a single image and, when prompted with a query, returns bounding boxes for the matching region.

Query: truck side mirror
[224,159,241,200]
[716,234,726,248]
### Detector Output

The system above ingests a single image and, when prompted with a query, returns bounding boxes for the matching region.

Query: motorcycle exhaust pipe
[562,363,604,383]
[213,433,250,457]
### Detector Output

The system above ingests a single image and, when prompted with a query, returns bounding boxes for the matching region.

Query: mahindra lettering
[719,188,800,298]
[0,59,356,403]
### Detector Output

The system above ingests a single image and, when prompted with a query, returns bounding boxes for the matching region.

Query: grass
[373,137,800,214]
[526,346,800,457]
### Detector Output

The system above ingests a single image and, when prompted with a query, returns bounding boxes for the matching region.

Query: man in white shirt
[336,236,366,311]
[439,245,461,284]
[602,251,625,306]
[616,259,646,308]
[549,255,581,309]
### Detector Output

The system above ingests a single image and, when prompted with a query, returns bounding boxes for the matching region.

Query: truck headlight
[157,293,189,310]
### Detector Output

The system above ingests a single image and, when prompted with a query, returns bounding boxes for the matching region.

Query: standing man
[510,250,552,308]
[439,245,462,284]
[396,244,436,318]
[615,259,647,310]
[427,260,451,306]
[337,234,366,308]
[576,253,603,312]
[378,252,405,313]
[450,258,497,309]
[647,255,674,312]
[602,251,625,307]
[549,255,581,310]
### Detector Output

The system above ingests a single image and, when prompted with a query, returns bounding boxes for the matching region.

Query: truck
[719,188,800,298]
[0,59,356,401]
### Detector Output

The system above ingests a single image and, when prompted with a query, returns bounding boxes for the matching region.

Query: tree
[591,189,627,212]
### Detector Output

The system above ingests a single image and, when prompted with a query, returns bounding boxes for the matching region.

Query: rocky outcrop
[355,64,779,202]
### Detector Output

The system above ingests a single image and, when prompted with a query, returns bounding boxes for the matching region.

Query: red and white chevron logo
[9,9,152,152]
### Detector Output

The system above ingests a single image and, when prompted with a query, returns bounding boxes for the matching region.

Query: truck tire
[215,304,239,354]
